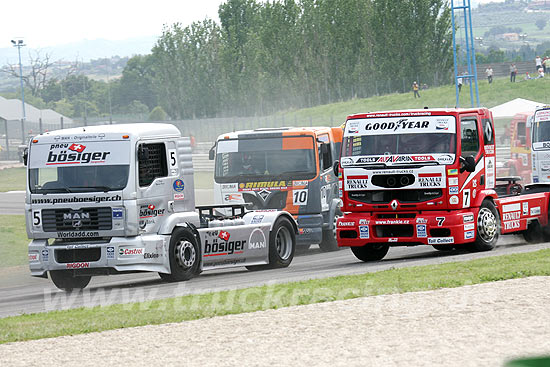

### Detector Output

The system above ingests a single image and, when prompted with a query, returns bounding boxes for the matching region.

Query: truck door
[136,140,174,233]
[318,133,334,213]
[458,116,483,208]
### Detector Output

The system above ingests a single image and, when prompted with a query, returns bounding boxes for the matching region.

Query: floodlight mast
[11,38,26,122]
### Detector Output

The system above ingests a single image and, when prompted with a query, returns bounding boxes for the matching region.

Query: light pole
[10,39,26,122]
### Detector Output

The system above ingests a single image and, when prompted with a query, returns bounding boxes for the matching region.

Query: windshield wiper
[37,187,73,193]
[69,186,112,192]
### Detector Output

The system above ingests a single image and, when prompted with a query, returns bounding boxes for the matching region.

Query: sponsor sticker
[144,253,160,259]
[450,195,459,205]
[416,217,428,224]
[463,213,474,223]
[346,178,369,190]
[219,230,230,241]
[239,181,289,191]
[221,183,238,191]
[173,179,185,192]
[119,248,145,256]
[464,230,475,239]
[428,237,454,244]
[447,168,458,175]
[522,202,529,216]
[293,180,309,187]
[41,249,49,261]
[502,211,520,221]
[66,262,90,269]
[502,203,521,213]
[106,246,115,259]
[416,224,427,238]
[449,186,459,195]
[504,220,521,230]
[251,215,264,225]
[448,177,459,186]
[248,228,267,249]
[28,253,39,262]
[359,219,369,225]
[112,209,123,219]
[531,206,541,216]
[464,223,475,231]
[339,221,355,227]
[174,193,185,200]
[359,226,370,239]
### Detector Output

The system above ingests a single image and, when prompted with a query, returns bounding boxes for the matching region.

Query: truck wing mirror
[138,145,149,161]
[460,156,476,173]
[209,145,216,160]
[23,147,28,166]
[333,160,339,176]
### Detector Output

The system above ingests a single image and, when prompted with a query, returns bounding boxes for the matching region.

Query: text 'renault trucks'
[531,106,550,183]
[335,108,550,261]
[25,124,297,291]
[210,127,343,251]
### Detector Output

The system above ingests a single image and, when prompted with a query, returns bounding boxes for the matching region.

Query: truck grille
[42,207,112,232]
[243,191,288,210]
[56,248,101,263]
[375,225,414,237]
[349,189,442,204]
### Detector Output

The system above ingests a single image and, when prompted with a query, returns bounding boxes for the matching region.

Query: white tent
[489,98,545,118]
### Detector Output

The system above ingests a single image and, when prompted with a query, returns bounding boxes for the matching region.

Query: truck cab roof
[32,123,181,144]
[346,107,492,120]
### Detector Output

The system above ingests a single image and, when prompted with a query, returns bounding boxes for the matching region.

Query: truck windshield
[342,133,455,156]
[29,165,129,193]
[214,136,316,182]
[533,120,550,144]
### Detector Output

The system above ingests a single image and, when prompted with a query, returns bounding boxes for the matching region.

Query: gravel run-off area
[1,276,550,367]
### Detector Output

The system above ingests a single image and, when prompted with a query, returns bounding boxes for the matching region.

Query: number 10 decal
[463,189,471,208]
[293,189,308,205]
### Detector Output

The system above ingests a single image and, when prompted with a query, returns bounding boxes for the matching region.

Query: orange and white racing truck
[336,107,550,261]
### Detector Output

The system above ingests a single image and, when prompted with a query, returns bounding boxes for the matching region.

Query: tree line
[2,0,453,121]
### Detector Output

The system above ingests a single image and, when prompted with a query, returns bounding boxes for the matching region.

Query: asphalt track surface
[1,188,550,318]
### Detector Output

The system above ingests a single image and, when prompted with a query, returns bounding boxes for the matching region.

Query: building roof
[0,96,73,124]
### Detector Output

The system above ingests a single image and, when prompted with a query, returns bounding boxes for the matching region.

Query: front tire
[350,244,389,262]
[470,200,499,252]
[246,216,295,270]
[159,227,200,282]
[50,270,91,291]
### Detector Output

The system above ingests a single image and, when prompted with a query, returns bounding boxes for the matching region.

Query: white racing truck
[25,124,297,291]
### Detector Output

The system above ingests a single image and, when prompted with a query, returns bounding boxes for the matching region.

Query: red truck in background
[500,111,533,184]
[335,108,550,262]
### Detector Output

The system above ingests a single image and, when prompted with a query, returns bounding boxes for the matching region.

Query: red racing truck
[336,108,550,261]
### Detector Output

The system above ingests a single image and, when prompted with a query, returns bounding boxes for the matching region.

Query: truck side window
[138,143,168,187]
[461,118,480,158]
[517,122,526,145]
[318,134,332,171]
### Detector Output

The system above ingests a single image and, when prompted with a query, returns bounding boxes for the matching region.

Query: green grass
[281,75,550,127]
[0,215,28,268]
[1,249,549,344]
[0,167,26,192]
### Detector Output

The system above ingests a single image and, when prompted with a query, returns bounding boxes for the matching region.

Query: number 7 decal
[463,189,471,208]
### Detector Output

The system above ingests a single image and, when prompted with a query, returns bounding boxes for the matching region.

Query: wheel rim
[176,240,196,269]
[275,225,293,260]
[478,207,497,243]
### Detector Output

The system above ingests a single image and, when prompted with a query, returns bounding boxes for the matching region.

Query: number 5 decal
[293,189,308,205]
[463,189,471,208]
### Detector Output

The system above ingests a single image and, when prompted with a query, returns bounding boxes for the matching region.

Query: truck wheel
[350,244,389,262]
[319,210,342,252]
[159,227,200,282]
[50,270,91,291]
[523,221,543,243]
[247,216,295,270]
[470,201,499,252]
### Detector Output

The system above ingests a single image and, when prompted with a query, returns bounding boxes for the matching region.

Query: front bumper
[337,209,480,248]
[28,235,171,277]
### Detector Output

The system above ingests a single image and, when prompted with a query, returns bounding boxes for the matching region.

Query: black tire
[159,226,200,282]
[350,244,389,262]
[523,221,543,243]
[50,270,91,291]
[432,245,455,252]
[246,216,295,271]
[319,209,342,252]
[470,200,499,252]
